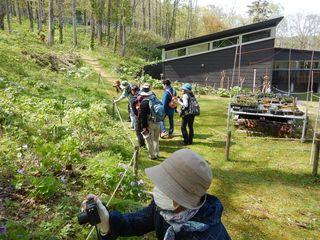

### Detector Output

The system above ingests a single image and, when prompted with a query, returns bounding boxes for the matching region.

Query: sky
[197,0,320,16]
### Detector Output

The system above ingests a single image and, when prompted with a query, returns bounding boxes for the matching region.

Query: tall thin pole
[288,49,291,95]
[253,69,256,93]
[306,50,314,107]
[237,44,242,86]
[231,40,239,88]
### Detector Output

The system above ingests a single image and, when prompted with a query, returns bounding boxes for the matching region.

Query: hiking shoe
[160,132,168,138]
[168,134,174,139]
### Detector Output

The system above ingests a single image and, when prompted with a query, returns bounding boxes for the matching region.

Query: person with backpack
[113,81,133,124]
[139,84,164,159]
[178,83,200,145]
[160,79,178,139]
[130,85,145,148]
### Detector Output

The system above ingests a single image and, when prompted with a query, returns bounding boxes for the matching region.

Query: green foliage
[127,30,165,60]
[0,22,149,240]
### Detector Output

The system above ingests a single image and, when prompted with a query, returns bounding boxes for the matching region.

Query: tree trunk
[185,0,192,39]
[83,10,87,25]
[155,0,158,34]
[37,0,42,33]
[0,1,5,30]
[121,22,126,57]
[57,0,63,44]
[97,0,105,45]
[5,0,11,33]
[72,0,77,46]
[106,0,111,46]
[168,0,179,41]
[148,0,151,31]
[10,0,16,16]
[142,0,146,30]
[131,0,136,28]
[48,0,54,46]
[113,0,120,52]
[26,0,34,32]
[15,0,21,24]
[90,16,95,50]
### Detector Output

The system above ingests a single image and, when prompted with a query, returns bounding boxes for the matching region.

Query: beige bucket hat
[145,149,213,209]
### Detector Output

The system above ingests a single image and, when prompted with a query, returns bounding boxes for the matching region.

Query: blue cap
[181,83,192,91]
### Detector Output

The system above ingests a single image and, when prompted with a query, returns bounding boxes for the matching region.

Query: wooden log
[312,133,320,177]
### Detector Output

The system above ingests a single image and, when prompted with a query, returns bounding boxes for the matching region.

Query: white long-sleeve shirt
[178,94,189,108]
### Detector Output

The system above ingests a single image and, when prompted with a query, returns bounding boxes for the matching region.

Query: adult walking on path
[113,81,133,124]
[130,84,145,148]
[178,83,200,145]
[82,149,231,240]
[139,84,161,160]
[160,79,177,139]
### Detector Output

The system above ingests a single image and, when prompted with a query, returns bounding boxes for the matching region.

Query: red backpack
[166,89,178,109]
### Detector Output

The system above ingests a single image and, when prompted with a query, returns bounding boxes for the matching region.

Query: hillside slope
[0,28,151,239]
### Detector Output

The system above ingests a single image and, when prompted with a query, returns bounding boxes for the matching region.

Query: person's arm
[101,201,156,239]
[178,94,188,108]
[162,90,169,106]
[114,90,127,103]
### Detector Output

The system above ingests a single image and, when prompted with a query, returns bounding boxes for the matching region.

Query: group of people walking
[81,79,231,240]
[112,79,200,160]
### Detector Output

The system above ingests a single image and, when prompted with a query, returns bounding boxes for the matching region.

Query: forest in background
[0,0,320,61]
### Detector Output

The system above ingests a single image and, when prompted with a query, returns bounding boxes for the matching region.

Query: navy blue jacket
[102,194,231,240]
[162,86,176,115]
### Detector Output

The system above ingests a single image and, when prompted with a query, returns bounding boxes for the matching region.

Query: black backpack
[187,94,200,116]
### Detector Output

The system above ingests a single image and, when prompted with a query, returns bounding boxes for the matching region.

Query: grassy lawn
[110,88,320,239]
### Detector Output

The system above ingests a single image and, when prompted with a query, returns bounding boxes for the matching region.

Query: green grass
[1,18,320,240]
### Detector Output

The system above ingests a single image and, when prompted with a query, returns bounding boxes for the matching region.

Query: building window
[273,60,320,70]
[273,61,289,69]
[212,37,238,49]
[188,43,210,55]
[242,29,271,43]
[165,48,186,60]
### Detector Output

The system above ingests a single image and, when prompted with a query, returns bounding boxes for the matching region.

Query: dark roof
[158,17,284,51]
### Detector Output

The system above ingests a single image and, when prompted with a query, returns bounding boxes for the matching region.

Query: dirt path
[81,54,119,84]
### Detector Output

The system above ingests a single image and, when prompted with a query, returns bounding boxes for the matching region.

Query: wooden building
[157,17,320,93]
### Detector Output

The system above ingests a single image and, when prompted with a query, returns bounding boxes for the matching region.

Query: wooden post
[98,73,101,84]
[226,130,231,161]
[112,99,115,117]
[133,145,139,177]
[301,112,307,143]
[226,104,232,160]
[312,133,320,177]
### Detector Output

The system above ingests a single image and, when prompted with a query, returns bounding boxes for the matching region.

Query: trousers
[144,121,161,158]
[181,115,195,145]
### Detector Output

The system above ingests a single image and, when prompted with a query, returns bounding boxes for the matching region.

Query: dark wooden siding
[272,49,320,92]
[164,39,275,89]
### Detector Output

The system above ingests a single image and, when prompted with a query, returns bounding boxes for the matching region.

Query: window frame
[163,27,275,62]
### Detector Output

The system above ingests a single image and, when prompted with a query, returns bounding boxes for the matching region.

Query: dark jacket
[102,194,231,240]
[139,96,151,129]
[162,86,176,115]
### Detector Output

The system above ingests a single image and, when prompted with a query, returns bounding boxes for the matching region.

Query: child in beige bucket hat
[81,149,231,240]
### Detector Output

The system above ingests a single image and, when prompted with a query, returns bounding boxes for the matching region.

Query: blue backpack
[146,94,165,122]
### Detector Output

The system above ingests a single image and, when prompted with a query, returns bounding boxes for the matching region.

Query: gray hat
[120,81,129,89]
[145,149,212,209]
